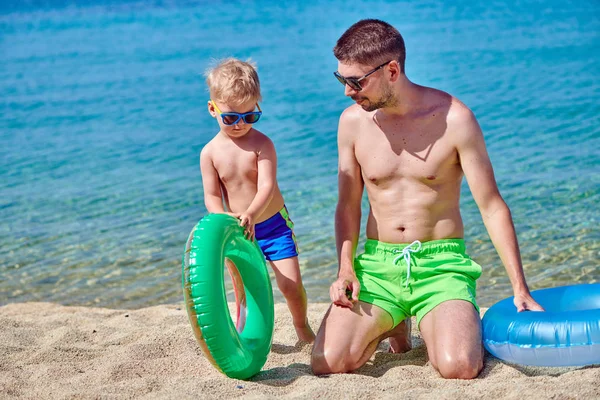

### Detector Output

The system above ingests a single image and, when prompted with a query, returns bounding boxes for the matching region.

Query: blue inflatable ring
[482,283,600,367]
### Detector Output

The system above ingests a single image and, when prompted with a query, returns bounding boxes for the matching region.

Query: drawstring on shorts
[393,240,422,287]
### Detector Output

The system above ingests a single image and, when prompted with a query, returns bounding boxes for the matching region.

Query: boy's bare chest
[213,148,258,183]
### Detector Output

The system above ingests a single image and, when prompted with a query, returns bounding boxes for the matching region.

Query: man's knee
[311,346,361,375]
[436,354,483,379]
[311,350,339,375]
[310,352,332,375]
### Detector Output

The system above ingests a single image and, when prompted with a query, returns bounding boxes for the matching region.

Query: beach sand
[1,302,598,399]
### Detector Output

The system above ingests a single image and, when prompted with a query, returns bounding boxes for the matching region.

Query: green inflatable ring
[182,213,274,380]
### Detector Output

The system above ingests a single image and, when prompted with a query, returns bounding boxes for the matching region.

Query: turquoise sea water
[1,1,599,309]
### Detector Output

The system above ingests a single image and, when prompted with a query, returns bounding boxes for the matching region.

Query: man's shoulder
[337,105,366,145]
[340,103,368,122]
[422,87,473,120]
[339,104,370,139]
[421,87,480,144]
[436,94,483,145]
[442,93,477,127]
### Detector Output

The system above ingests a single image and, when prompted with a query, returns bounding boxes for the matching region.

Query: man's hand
[238,212,255,240]
[330,274,360,308]
[514,292,545,312]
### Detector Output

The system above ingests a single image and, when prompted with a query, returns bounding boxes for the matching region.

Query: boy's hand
[238,212,255,241]
[330,274,360,308]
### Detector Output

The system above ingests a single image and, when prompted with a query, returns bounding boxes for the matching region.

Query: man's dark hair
[333,19,406,73]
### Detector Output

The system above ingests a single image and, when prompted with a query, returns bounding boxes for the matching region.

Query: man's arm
[454,104,543,311]
[200,146,226,213]
[333,108,364,307]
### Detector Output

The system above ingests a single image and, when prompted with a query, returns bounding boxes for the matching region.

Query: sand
[1,302,598,399]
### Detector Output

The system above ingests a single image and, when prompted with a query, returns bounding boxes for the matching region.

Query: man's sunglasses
[211,100,262,125]
[333,60,392,91]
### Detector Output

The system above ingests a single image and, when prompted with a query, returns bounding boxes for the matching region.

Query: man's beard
[354,84,397,112]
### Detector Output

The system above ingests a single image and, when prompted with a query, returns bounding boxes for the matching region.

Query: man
[311,19,543,379]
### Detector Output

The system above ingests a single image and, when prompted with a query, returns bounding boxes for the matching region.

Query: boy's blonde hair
[205,58,262,106]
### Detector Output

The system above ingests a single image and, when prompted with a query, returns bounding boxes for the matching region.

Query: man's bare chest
[354,132,459,186]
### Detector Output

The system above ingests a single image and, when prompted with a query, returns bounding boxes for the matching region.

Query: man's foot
[388,318,412,353]
[294,322,316,343]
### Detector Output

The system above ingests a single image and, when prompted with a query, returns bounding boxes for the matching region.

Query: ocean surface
[1,0,599,309]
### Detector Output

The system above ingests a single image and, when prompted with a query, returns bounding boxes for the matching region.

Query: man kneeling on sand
[311,19,543,379]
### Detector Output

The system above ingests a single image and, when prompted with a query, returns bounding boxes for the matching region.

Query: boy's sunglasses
[333,61,392,91]
[211,100,262,125]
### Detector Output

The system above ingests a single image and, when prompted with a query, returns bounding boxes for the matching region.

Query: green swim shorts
[354,238,482,328]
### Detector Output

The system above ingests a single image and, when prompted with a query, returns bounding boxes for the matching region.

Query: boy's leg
[269,256,315,342]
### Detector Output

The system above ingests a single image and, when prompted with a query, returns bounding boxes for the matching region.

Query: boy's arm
[242,138,277,220]
[455,105,543,311]
[200,147,226,213]
[333,109,364,308]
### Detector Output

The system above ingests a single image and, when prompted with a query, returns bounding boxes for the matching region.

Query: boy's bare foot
[294,322,316,343]
[388,318,412,353]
